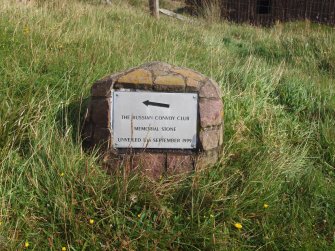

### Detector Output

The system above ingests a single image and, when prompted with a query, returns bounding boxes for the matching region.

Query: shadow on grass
[56,96,90,146]
[174,6,194,15]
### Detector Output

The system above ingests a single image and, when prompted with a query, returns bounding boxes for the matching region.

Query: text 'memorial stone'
[83,62,224,178]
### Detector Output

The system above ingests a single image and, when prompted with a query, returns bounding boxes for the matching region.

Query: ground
[0,0,335,250]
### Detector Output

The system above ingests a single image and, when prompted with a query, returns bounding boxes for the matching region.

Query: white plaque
[112,91,198,149]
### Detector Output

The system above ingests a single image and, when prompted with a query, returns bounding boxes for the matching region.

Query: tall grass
[195,0,222,23]
[0,0,335,250]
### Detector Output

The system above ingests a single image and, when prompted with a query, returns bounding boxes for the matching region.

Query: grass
[0,0,335,250]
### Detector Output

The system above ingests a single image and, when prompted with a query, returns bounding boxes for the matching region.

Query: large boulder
[83,62,224,178]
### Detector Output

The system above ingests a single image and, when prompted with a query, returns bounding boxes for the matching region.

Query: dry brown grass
[195,0,222,23]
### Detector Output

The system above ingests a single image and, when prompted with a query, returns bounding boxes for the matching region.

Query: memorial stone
[83,62,224,178]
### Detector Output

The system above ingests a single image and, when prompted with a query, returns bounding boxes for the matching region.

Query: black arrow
[143,100,170,108]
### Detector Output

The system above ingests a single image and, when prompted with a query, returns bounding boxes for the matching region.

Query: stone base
[83,62,224,178]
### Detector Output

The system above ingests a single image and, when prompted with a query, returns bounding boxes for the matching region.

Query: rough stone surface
[199,81,220,98]
[115,69,152,89]
[172,68,205,82]
[148,62,173,77]
[167,154,194,174]
[209,78,223,97]
[186,78,201,92]
[199,98,224,127]
[82,122,93,145]
[90,98,110,127]
[83,61,224,178]
[199,128,220,150]
[144,61,173,73]
[135,153,166,178]
[195,148,220,171]
[154,75,185,91]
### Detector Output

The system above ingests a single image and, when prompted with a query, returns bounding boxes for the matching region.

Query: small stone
[199,128,220,150]
[143,61,173,72]
[167,154,194,174]
[195,149,219,170]
[172,68,205,81]
[199,81,220,98]
[136,153,166,179]
[145,61,173,77]
[186,78,201,92]
[151,70,170,77]
[90,98,111,127]
[115,69,153,89]
[155,75,185,86]
[199,98,223,128]
[154,75,185,91]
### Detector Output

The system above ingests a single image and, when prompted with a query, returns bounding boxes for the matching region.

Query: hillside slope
[1,0,335,250]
